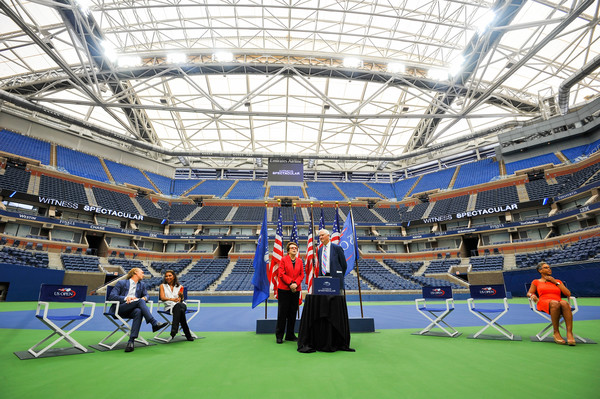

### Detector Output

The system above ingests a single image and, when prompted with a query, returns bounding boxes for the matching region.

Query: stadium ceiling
[0,0,599,173]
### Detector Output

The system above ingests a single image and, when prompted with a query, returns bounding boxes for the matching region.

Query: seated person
[109,267,168,352]
[527,262,576,346]
[159,270,194,342]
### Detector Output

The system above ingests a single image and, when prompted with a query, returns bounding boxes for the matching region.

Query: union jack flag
[331,206,341,244]
[268,206,283,297]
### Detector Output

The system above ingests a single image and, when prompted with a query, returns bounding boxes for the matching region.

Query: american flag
[316,206,325,276]
[331,206,341,244]
[290,209,302,304]
[305,210,315,294]
[268,207,283,297]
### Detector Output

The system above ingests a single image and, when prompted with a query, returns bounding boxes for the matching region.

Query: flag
[290,210,299,245]
[331,206,341,244]
[340,208,359,276]
[251,208,270,308]
[268,206,283,297]
[305,211,315,294]
[317,206,325,250]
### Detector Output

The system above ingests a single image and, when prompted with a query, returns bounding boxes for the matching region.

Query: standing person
[276,241,304,344]
[159,269,194,342]
[527,262,576,346]
[108,267,168,352]
[317,228,347,289]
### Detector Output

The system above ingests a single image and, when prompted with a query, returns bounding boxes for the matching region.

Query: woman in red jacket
[276,241,304,344]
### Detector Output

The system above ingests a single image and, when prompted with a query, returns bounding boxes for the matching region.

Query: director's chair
[413,286,461,337]
[19,284,95,359]
[153,287,201,342]
[467,284,521,341]
[526,283,594,344]
[96,285,153,350]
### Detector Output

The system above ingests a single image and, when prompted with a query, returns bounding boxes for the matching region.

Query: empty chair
[25,242,33,250]
[414,286,461,337]
[467,284,521,341]
[16,284,95,359]
[35,243,44,251]
[64,246,72,253]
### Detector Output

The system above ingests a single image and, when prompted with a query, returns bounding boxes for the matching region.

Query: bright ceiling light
[101,41,117,62]
[449,56,465,77]
[167,52,187,64]
[475,10,496,33]
[387,62,405,73]
[343,57,362,68]
[428,68,448,81]
[117,55,142,67]
[75,0,93,14]
[214,51,234,62]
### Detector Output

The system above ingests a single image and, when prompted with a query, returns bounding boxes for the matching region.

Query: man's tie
[322,246,328,275]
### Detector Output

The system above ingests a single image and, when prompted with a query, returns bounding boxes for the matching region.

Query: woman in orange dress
[527,262,575,345]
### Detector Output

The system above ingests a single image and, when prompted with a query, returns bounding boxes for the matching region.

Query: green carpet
[3,320,599,399]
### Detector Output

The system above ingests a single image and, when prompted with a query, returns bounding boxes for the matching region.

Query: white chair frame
[528,296,588,343]
[98,294,154,350]
[154,299,201,342]
[415,297,460,337]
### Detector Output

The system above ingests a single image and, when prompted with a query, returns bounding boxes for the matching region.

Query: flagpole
[349,201,364,318]
[264,200,268,320]
[310,202,317,290]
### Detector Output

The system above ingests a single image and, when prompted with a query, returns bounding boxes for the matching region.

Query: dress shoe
[285,336,298,342]
[276,338,283,344]
[152,322,168,332]
[186,336,194,342]
[125,341,135,352]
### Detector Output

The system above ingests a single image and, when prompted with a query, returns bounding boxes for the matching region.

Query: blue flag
[340,208,359,276]
[251,208,270,308]
[290,210,299,245]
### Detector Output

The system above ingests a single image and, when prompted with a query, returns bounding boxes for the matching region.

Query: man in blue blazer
[109,267,167,352]
[317,229,348,290]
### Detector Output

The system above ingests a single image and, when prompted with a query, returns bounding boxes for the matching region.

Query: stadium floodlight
[387,62,405,74]
[214,51,234,62]
[255,158,263,167]
[475,10,496,33]
[308,159,315,168]
[428,68,448,81]
[343,57,362,68]
[167,52,187,64]
[117,55,141,67]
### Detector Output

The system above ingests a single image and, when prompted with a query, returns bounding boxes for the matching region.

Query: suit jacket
[278,255,304,291]
[108,279,148,304]
[317,242,347,287]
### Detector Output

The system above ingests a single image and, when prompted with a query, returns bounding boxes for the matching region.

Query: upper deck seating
[393,176,419,200]
[365,182,396,199]
[306,182,345,201]
[92,186,140,215]
[186,179,235,197]
[350,207,382,223]
[453,158,500,189]
[0,129,51,164]
[373,206,404,223]
[144,171,173,195]
[411,167,457,194]
[56,146,108,182]
[0,164,31,193]
[401,202,429,223]
[556,162,600,192]
[505,153,561,175]
[172,179,203,196]
[104,160,155,191]
[227,180,265,199]
[524,179,564,201]
[273,206,305,223]
[269,185,305,198]
[336,182,380,199]
[39,175,88,205]
[561,144,588,162]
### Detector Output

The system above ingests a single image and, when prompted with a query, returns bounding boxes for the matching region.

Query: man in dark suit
[108,267,167,352]
[317,228,347,289]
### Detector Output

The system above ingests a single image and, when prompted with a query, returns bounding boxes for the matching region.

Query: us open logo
[54,288,76,298]
[323,281,331,287]
[430,288,446,296]
[479,286,496,296]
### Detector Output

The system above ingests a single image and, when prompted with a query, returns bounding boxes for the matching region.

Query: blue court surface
[2,301,599,333]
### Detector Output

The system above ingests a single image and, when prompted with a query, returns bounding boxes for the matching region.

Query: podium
[297,294,354,353]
